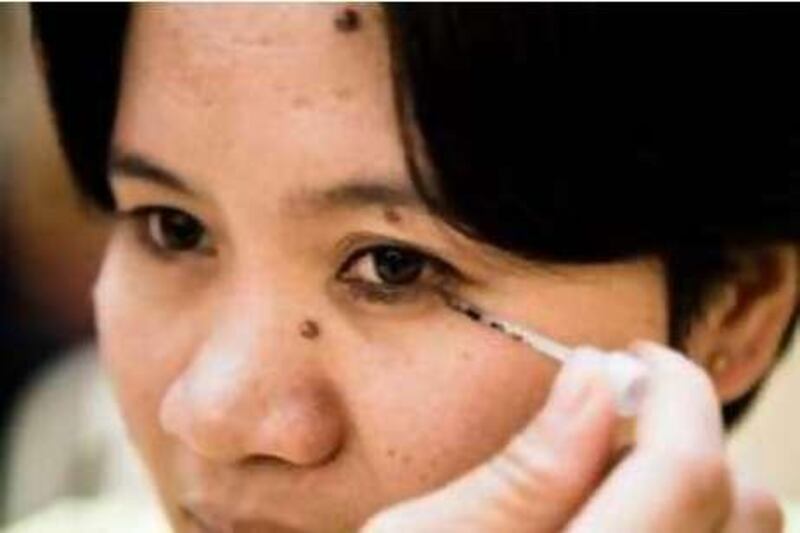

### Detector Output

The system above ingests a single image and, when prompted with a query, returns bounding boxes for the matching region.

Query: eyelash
[118,206,461,305]
[335,242,459,306]
[121,206,215,259]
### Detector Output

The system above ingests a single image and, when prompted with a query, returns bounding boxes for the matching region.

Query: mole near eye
[300,319,321,340]
[383,207,402,224]
[334,8,361,33]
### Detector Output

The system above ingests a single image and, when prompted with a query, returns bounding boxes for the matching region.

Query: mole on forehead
[334,7,361,33]
[383,207,403,224]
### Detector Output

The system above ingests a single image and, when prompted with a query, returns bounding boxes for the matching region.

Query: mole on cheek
[334,8,361,33]
[299,319,321,340]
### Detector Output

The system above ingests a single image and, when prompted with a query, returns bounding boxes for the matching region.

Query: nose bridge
[184,255,300,407]
[158,272,344,465]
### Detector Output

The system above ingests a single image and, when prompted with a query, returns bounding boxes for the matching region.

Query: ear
[683,245,799,403]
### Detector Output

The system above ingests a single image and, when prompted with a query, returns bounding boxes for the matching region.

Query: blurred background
[1,4,156,529]
[0,3,798,529]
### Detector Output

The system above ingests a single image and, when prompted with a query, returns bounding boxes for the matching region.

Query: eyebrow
[110,150,195,196]
[110,149,426,213]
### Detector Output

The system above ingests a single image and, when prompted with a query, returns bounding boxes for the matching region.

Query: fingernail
[605,351,649,417]
[548,347,649,419]
[547,347,607,415]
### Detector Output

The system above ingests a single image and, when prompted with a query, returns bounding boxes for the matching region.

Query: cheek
[93,240,202,471]
[342,316,559,499]
[341,262,667,501]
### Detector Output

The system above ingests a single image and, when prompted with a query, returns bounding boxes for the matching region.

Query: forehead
[114,4,409,200]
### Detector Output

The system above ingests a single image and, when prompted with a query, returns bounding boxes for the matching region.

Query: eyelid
[115,203,182,219]
[336,231,465,269]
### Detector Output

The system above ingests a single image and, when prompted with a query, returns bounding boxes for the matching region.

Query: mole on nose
[299,319,321,340]
[334,8,361,33]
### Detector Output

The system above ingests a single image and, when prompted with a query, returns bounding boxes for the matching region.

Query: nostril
[238,454,289,469]
[239,434,344,470]
[241,441,343,470]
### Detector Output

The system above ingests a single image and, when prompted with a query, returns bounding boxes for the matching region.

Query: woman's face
[95,5,668,532]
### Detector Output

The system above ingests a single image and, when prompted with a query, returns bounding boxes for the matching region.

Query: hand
[362,342,783,533]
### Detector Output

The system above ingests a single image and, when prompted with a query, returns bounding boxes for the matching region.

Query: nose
[159,315,345,467]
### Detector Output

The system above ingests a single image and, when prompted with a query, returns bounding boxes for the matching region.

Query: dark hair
[31,4,799,426]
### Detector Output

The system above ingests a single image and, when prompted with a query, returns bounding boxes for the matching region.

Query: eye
[336,243,457,305]
[343,245,427,286]
[126,206,214,256]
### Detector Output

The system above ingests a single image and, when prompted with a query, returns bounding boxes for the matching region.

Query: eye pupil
[374,247,424,285]
[154,209,204,250]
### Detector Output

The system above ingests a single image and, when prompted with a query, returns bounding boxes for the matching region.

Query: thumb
[363,349,642,533]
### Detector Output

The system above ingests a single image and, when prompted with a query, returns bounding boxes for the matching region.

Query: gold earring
[711,354,731,375]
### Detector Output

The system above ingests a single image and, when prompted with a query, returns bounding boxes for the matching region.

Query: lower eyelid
[343,280,413,305]
[340,270,453,307]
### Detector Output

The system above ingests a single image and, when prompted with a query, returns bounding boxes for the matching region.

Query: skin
[92,5,796,532]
